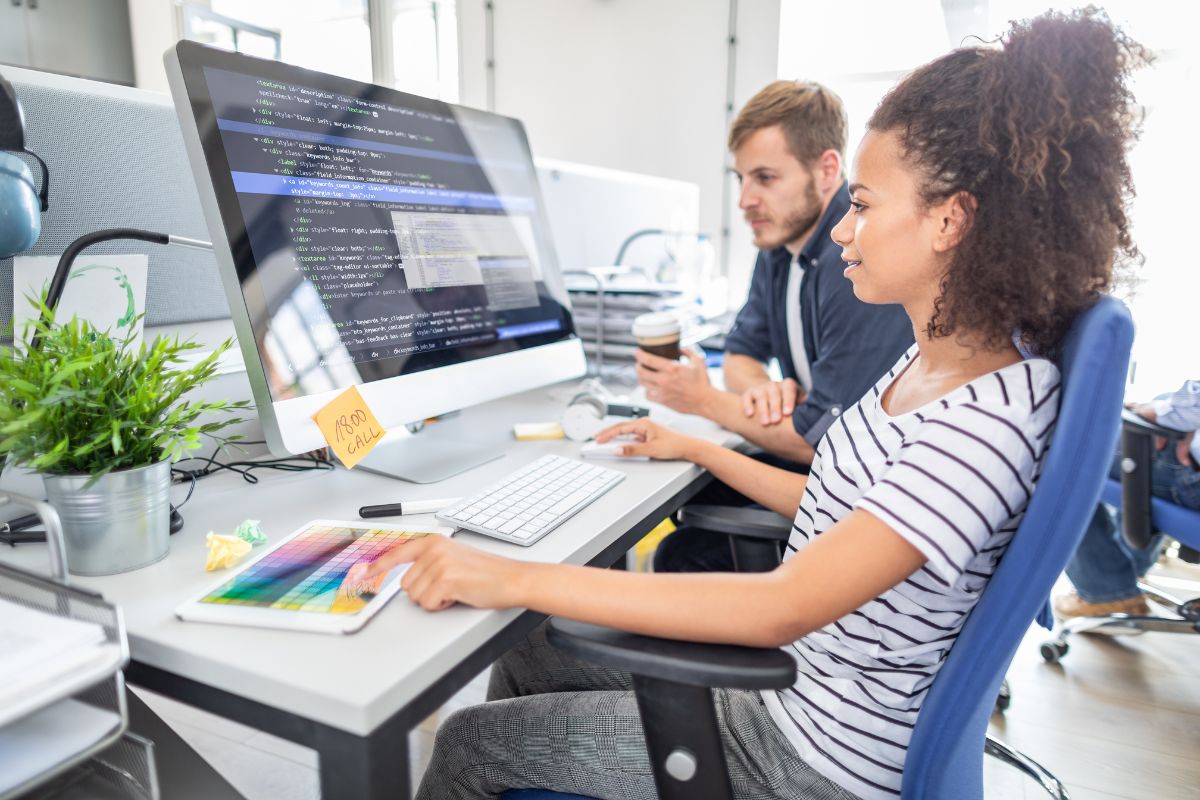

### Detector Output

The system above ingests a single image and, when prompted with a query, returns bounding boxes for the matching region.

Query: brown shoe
[1053,591,1150,634]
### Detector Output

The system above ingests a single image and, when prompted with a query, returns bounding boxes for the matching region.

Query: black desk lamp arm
[32,228,212,349]
[44,228,170,311]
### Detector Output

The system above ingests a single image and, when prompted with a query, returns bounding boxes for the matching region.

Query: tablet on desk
[175,520,451,635]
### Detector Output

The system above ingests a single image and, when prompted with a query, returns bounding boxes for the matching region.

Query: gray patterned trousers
[414,621,859,800]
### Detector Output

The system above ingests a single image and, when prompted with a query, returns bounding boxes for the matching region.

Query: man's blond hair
[728,80,848,167]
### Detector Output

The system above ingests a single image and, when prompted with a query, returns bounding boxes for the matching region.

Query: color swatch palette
[198,524,430,615]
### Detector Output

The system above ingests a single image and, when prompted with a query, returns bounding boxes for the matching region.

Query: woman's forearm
[683,439,806,517]
[513,561,792,647]
[506,510,928,650]
[699,390,816,464]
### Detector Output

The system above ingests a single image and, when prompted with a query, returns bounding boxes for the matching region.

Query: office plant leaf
[0,298,249,486]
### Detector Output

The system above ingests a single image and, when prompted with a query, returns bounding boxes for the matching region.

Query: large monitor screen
[170,45,576,405]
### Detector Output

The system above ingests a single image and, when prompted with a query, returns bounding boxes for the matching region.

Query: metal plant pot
[42,459,171,576]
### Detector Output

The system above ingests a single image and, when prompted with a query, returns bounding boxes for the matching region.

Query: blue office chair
[501,295,1133,800]
[1041,408,1200,659]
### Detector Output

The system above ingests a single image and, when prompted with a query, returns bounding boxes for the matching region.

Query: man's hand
[1127,401,1157,424]
[741,378,806,426]
[635,348,714,415]
[1127,400,1194,464]
[1126,400,1165,450]
[595,417,704,461]
[359,535,527,612]
[1178,432,1196,468]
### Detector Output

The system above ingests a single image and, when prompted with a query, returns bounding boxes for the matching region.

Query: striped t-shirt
[762,344,1061,800]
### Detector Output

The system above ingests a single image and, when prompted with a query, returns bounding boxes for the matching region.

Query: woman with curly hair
[363,8,1148,799]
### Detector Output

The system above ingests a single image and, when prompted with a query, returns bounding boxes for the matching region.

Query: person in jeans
[361,10,1146,799]
[1056,381,1200,618]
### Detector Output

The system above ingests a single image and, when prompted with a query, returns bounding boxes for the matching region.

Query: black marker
[358,497,462,518]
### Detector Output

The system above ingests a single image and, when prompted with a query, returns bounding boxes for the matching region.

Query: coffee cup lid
[632,312,681,338]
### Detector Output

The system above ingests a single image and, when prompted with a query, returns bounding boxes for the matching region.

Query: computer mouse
[580,437,649,461]
[169,505,184,535]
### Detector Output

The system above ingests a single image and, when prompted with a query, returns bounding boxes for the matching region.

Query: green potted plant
[0,302,247,575]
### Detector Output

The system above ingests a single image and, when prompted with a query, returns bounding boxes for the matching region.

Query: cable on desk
[2,443,335,545]
[170,440,335,511]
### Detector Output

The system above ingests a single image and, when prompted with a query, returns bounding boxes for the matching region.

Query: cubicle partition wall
[0,65,229,339]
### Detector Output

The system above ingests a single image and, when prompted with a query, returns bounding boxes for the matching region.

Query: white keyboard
[436,455,625,546]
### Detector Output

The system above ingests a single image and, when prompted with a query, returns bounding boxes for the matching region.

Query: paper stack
[0,597,113,727]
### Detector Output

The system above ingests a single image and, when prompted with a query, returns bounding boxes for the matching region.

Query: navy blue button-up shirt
[724,182,914,444]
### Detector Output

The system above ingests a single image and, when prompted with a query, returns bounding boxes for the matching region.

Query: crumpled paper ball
[205,532,252,571]
[233,519,267,546]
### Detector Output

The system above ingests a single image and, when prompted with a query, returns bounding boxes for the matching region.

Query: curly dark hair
[868,6,1151,355]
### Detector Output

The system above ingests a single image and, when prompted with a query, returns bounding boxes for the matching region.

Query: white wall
[457,0,781,298]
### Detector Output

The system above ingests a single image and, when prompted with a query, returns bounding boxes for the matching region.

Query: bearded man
[639,81,914,573]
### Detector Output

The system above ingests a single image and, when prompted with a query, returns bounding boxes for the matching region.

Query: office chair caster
[1039,640,1068,664]
[994,680,1012,712]
[1179,597,1200,622]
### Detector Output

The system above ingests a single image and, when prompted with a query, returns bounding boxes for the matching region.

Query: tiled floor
[137,561,1200,800]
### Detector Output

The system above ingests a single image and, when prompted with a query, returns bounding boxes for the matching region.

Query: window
[200,0,372,83]
[181,5,282,61]
[182,0,459,101]
[778,0,951,167]
[386,1,460,101]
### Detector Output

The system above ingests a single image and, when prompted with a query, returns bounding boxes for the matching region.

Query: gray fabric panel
[1,76,230,334]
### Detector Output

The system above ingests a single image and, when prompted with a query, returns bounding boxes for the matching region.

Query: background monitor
[535,157,700,276]
[165,41,585,481]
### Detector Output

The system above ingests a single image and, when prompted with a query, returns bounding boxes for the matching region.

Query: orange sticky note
[312,385,386,469]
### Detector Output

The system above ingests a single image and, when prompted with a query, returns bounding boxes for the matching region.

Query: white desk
[1,382,736,800]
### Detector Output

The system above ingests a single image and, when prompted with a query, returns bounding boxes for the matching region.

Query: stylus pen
[359,498,463,518]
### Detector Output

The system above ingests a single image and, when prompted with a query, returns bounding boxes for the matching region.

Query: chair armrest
[547,618,795,690]
[1118,408,1185,550]
[677,504,793,543]
[1122,408,1187,440]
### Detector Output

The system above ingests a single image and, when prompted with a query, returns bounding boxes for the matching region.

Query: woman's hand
[357,535,527,612]
[594,417,705,461]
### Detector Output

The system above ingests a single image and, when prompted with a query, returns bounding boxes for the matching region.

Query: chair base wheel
[1040,640,1069,664]
[986,736,1072,799]
[1178,598,1200,622]
[994,678,1012,712]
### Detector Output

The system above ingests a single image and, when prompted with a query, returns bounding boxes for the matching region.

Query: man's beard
[759,180,822,250]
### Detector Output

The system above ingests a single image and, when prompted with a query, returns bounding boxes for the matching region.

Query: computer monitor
[165,41,585,482]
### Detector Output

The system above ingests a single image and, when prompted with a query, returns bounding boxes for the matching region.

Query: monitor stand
[353,419,504,484]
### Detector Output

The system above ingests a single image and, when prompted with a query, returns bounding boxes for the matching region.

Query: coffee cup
[632,312,682,361]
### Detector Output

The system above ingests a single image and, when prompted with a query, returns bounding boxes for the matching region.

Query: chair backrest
[901,295,1134,799]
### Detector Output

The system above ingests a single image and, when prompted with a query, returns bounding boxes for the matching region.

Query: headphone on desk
[0,72,49,258]
[561,382,650,442]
